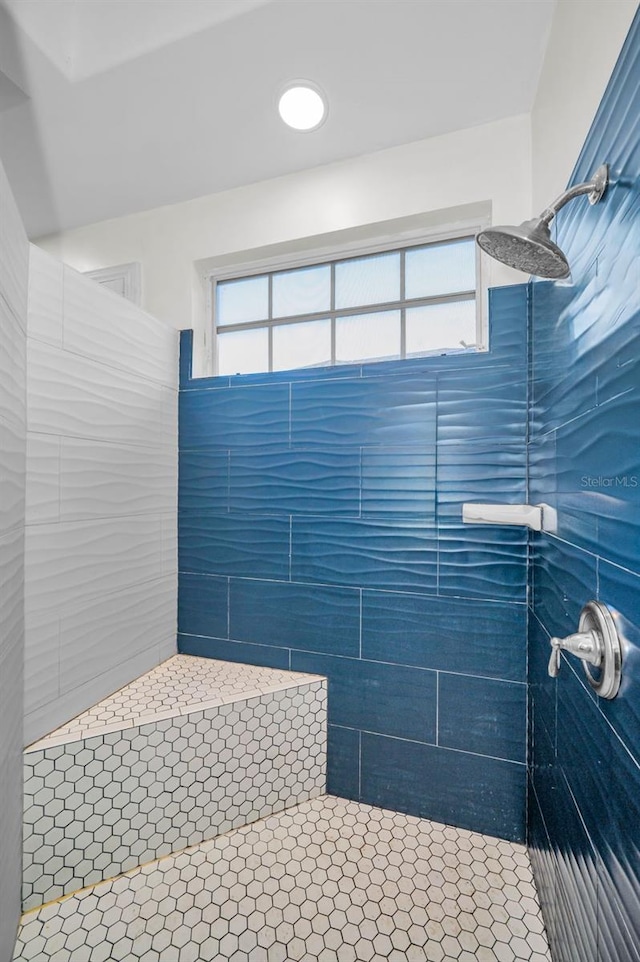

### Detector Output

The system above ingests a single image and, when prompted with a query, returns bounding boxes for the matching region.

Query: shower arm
[538,164,609,227]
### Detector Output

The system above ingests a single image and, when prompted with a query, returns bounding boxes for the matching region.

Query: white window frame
[206,223,487,378]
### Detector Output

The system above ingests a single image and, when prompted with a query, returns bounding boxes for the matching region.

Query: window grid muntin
[214,236,477,374]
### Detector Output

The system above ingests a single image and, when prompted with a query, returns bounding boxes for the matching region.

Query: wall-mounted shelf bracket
[462,502,544,531]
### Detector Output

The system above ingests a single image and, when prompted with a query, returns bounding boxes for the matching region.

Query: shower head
[476,164,609,279]
[476,218,570,278]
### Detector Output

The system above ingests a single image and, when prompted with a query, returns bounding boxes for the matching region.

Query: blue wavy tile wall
[178,284,529,842]
[528,10,640,961]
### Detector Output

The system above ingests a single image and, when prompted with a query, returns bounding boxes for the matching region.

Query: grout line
[177,634,527,684]
[178,571,528,604]
[329,724,526,766]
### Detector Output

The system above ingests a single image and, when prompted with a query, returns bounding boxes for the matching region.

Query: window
[84,263,141,305]
[212,236,479,376]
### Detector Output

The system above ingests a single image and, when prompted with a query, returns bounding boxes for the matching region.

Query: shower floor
[14,795,550,962]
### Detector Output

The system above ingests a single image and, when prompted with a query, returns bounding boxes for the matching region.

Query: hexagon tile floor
[14,794,551,962]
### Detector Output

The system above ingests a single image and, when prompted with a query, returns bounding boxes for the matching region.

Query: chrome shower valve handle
[547,601,622,699]
[547,629,601,677]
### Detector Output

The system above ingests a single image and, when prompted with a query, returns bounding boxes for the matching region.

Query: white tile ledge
[25,654,325,753]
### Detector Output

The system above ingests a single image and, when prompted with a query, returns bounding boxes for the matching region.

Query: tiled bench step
[23,655,327,911]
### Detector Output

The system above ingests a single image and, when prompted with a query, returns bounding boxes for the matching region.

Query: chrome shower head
[476,164,609,279]
[476,218,570,279]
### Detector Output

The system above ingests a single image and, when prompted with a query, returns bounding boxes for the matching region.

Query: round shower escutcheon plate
[579,600,622,699]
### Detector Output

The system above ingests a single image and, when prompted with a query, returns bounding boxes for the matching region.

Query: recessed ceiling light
[278,83,327,132]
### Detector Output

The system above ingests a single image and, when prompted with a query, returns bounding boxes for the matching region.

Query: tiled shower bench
[22,655,327,911]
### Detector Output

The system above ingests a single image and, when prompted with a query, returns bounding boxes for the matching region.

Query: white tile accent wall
[22,656,327,911]
[24,247,179,746]
[26,339,176,448]
[0,160,27,962]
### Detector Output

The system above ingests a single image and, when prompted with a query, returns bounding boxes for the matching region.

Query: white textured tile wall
[24,245,63,347]
[25,516,166,613]
[58,576,176,691]
[24,247,179,745]
[0,294,27,433]
[63,266,177,385]
[0,160,27,962]
[0,164,29,329]
[27,339,175,448]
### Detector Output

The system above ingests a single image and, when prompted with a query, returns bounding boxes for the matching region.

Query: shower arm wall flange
[538,164,609,226]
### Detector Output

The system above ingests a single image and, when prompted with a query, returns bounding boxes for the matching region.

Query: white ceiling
[0,0,556,238]
[2,0,273,80]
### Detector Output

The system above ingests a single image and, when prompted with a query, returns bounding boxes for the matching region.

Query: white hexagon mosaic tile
[28,655,323,748]
[14,794,550,962]
[23,658,326,911]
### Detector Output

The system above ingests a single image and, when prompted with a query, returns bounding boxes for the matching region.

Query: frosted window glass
[273,265,330,318]
[272,319,331,372]
[216,276,268,326]
[336,311,400,364]
[405,239,476,300]
[335,252,400,309]
[217,327,268,375]
[406,300,476,356]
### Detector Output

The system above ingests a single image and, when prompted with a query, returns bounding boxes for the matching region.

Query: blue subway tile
[178,448,229,513]
[179,382,290,449]
[436,368,527,444]
[180,374,231,391]
[229,579,360,657]
[360,733,525,842]
[290,373,436,448]
[291,517,437,592]
[327,725,360,800]
[549,769,599,962]
[437,524,527,602]
[529,280,595,438]
[598,561,640,770]
[557,665,640,960]
[529,688,557,813]
[486,284,529,361]
[179,512,290,580]
[177,633,290,670]
[436,439,526,523]
[559,390,640,571]
[178,573,228,639]
[527,24,640,956]
[226,360,362,386]
[361,446,435,518]
[528,609,557,755]
[229,446,360,516]
[595,307,640,410]
[531,534,598,639]
[179,329,193,386]
[362,591,526,681]
[438,673,526,763]
[290,652,437,744]
[527,787,558,951]
[532,393,640,563]
[528,433,557,508]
